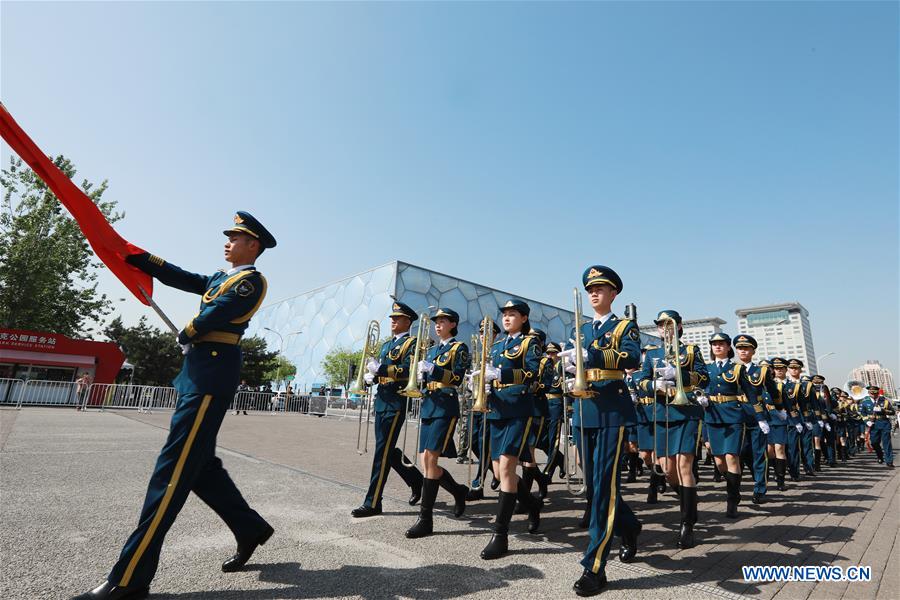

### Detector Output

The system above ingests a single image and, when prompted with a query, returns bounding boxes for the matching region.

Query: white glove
[866,420,874,427]
[655,365,677,381]
[558,347,587,362]
[777,410,788,421]
[825,423,831,432]
[366,357,380,374]
[758,421,770,435]
[696,394,709,408]
[795,423,804,433]
[654,379,674,392]
[363,372,375,385]
[484,384,492,396]
[565,362,577,374]
[483,365,501,382]
[874,405,883,413]
[180,343,192,355]
[804,422,813,431]
[418,361,435,376]
[830,413,837,420]
[817,420,824,428]
[565,378,575,392]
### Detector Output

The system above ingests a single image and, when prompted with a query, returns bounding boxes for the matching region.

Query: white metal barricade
[0,378,25,406]
[231,391,277,413]
[82,383,178,412]
[15,380,78,408]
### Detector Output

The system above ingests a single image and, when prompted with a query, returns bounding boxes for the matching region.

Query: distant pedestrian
[234,380,250,415]
[75,373,92,410]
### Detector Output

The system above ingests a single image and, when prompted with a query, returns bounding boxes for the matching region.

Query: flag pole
[138,286,179,335]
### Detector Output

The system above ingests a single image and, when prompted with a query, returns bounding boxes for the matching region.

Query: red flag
[0,103,153,305]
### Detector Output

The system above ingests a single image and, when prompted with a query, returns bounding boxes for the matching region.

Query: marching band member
[521,328,552,500]
[861,385,895,468]
[734,335,780,504]
[466,320,501,501]
[813,376,837,468]
[351,302,424,518]
[479,299,542,560]
[787,360,817,476]
[74,212,277,600]
[773,358,805,481]
[702,333,760,518]
[809,374,827,471]
[763,357,791,491]
[561,266,642,597]
[833,388,851,461]
[541,342,567,483]
[624,370,642,483]
[634,310,707,548]
[634,344,662,501]
[405,308,471,538]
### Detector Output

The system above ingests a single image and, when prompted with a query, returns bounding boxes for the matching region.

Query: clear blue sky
[2,1,897,385]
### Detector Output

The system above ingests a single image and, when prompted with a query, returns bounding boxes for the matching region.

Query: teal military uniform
[861,386,895,466]
[105,212,276,592]
[359,302,424,512]
[541,343,566,480]
[737,336,781,499]
[418,335,469,456]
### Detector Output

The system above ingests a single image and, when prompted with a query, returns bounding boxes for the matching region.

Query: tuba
[354,320,380,455]
[845,380,868,401]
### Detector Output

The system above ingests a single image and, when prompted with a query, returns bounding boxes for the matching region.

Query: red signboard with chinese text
[0,328,125,384]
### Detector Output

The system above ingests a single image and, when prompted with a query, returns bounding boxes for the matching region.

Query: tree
[321,346,364,391]
[104,316,182,386]
[239,336,280,387]
[264,355,297,390]
[0,156,122,337]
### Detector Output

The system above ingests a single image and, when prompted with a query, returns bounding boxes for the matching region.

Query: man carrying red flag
[73,212,278,600]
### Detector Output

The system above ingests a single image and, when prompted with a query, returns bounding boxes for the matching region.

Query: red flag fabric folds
[0,103,152,305]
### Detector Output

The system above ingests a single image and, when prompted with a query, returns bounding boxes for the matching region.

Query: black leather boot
[530,465,549,499]
[775,458,787,491]
[692,454,700,482]
[724,472,740,518]
[646,473,659,504]
[619,521,641,562]
[626,453,638,483]
[713,465,722,483]
[222,522,275,572]
[406,478,438,538]
[814,449,822,471]
[70,582,149,600]
[438,469,468,517]
[678,486,697,549]
[573,570,608,597]
[517,477,542,533]
[481,491,516,560]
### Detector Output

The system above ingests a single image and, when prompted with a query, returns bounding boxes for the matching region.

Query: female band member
[479,299,542,560]
[634,310,708,549]
[406,308,471,538]
[702,333,760,518]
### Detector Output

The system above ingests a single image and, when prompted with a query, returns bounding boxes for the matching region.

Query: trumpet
[399,312,432,468]
[467,317,495,490]
[354,320,380,455]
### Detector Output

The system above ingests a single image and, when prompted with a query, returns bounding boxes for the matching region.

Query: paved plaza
[1,407,897,600]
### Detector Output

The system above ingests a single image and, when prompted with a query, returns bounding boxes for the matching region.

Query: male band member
[634,310,707,548]
[701,333,760,518]
[787,360,816,476]
[559,266,642,597]
[73,212,277,600]
[861,385,895,467]
[406,308,471,538]
[541,342,567,483]
[479,299,542,560]
[351,302,424,517]
[734,335,779,504]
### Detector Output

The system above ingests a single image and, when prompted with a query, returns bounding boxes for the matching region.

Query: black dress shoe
[619,522,641,562]
[222,523,275,573]
[351,505,382,518]
[405,517,433,539]
[887,463,895,469]
[409,484,422,506]
[480,533,508,560]
[71,581,149,600]
[466,487,484,501]
[573,570,608,597]
[752,493,766,505]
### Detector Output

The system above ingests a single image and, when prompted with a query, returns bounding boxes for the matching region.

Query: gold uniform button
[211,351,218,357]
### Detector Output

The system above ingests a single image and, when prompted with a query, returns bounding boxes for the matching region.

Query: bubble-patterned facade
[247,261,576,392]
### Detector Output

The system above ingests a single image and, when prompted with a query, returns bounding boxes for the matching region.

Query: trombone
[399,312,432,468]
[467,317,495,490]
[652,314,691,477]
[353,320,381,455]
[563,287,590,497]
